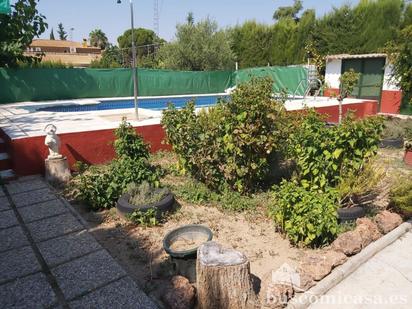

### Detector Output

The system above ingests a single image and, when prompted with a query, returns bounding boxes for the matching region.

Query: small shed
[324,53,402,114]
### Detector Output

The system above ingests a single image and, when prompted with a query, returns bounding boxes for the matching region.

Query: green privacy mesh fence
[0,0,11,14]
[236,66,308,95]
[0,66,307,104]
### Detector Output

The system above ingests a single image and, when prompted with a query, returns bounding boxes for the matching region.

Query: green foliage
[387,24,412,104]
[16,60,73,68]
[156,17,235,71]
[288,110,384,190]
[76,120,159,210]
[50,28,55,40]
[57,22,67,40]
[89,29,109,50]
[217,187,257,212]
[162,77,294,193]
[381,116,412,139]
[127,208,159,227]
[339,69,360,99]
[127,181,169,207]
[90,46,123,68]
[173,180,216,205]
[114,118,149,160]
[337,160,385,208]
[0,0,47,67]
[390,175,412,218]
[269,180,339,247]
[273,0,303,21]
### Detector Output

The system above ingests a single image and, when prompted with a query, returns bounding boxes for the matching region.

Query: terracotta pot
[403,149,412,166]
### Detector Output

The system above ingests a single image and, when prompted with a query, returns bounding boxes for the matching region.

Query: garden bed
[62,147,411,307]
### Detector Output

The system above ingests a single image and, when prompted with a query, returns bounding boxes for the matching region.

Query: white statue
[44,124,63,160]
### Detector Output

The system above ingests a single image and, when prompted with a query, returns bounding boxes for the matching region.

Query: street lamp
[117,0,139,120]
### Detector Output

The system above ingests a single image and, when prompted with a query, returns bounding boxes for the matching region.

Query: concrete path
[310,231,412,308]
[0,175,157,308]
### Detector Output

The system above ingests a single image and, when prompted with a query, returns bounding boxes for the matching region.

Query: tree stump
[196,241,257,309]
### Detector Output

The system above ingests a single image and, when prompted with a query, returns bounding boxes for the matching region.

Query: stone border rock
[286,220,412,309]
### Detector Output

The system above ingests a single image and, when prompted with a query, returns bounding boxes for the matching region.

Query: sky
[27,0,356,45]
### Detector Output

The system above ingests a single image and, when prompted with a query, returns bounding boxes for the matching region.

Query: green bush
[390,175,412,219]
[162,77,295,193]
[127,208,159,227]
[76,120,159,210]
[337,160,385,208]
[127,181,169,207]
[114,119,150,160]
[269,180,339,247]
[288,110,384,189]
[173,180,216,204]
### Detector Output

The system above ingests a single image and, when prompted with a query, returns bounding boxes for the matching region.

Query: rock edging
[286,220,412,309]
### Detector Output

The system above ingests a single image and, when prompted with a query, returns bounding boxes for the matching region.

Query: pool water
[36,95,228,113]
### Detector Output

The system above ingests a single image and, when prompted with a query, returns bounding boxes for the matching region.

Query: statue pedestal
[45,157,71,184]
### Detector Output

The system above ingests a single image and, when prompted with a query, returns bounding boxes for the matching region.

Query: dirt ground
[65,148,411,306]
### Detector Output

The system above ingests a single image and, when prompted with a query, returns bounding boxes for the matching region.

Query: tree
[90,45,123,68]
[273,0,303,21]
[338,69,360,124]
[157,17,235,71]
[0,0,47,67]
[50,28,55,40]
[117,27,164,68]
[387,25,412,105]
[57,22,67,40]
[186,11,194,25]
[89,28,108,50]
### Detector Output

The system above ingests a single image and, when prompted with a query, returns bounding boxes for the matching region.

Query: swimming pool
[36,94,229,113]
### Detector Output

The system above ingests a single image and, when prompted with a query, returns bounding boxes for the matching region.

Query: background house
[324,53,402,114]
[25,39,102,67]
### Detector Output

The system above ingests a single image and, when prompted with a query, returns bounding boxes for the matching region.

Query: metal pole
[130,0,138,120]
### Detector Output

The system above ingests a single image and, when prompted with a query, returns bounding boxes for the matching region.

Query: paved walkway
[0,175,157,308]
[310,231,412,308]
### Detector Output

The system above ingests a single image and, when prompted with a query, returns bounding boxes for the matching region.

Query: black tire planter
[116,192,174,219]
[338,206,366,223]
[163,225,213,283]
[379,138,404,149]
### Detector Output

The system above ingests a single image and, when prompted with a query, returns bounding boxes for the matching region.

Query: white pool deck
[0,94,371,140]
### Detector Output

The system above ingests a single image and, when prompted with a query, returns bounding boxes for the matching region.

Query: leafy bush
[390,175,412,219]
[217,187,257,212]
[114,119,150,160]
[337,160,385,208]
[127,208,159,227]
[127,181,169,206]
[269,180,339,247]
[162,77,295,193]
[173,180,216,204]
[288,110,384,189]
[382,116,412,139]
[76,120,159,210]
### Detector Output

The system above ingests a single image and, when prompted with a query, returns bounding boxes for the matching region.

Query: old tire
[338,206,366,223]
[116,192,174,219]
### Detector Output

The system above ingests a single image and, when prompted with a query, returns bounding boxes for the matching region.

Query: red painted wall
[6,124,170,176]
[316,100,378,123]
[380,90,402,114]
[2,101,378,176]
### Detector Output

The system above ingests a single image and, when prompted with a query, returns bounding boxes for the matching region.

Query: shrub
[76,120,159,210]
[390,175,412,219]
[337,159,385,208]
[173,180,216,204]
[288,110,384,189]
[269,180,339,247]
[162,77,296,193]
[114,119,149,160]
[127,208,159,227]
[127,181,169,206]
